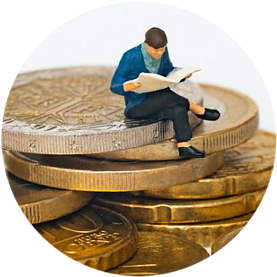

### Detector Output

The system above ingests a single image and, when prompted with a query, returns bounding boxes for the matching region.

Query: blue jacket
[110,44,175,114]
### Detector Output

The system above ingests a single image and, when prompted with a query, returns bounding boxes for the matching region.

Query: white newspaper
[124,67,201,93]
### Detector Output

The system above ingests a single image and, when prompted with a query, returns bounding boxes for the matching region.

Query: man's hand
[123,82,141,92]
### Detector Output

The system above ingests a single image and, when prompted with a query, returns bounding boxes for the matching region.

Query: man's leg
[126,88,189,118]
[189,100,220,121]
[158,104,192,142]
[189,101,205,115]
[126,89,205,159]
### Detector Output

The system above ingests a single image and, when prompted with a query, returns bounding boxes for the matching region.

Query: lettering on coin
[63,230,121,254]
[29,140,36,150]
[152,129,160,142]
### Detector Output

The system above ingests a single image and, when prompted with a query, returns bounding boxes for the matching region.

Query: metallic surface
[35,205,138,271]
[94,188,265,223]
[133,130,275,199]
[2,67,202,154]
[211,226,244,254]
[3,150,223,192]
[92,83,259,161]
[6,172,93,224]
[109,231,209,275]
[137,213,253,248]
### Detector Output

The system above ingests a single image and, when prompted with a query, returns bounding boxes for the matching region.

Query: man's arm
[110,52,140,94]
[110,52,130,95]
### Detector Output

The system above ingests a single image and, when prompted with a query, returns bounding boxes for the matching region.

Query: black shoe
[196,108,220,121]
[178,146,206,160]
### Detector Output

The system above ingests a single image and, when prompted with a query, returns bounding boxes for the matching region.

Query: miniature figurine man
[110,27,220,159]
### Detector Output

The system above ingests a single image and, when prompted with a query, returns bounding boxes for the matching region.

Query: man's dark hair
[145,27,168,49]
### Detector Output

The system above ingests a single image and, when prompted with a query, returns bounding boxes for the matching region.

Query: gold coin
[34,205,138,271]
[137,213,253,248]
[3,151,223,192]
[134,130,275,199]
[91,83,258,161]
[2,67,202,154]
[94,189,265,223]
[7,172,93,224]
[211,226,244,254]
[109,231,209,275]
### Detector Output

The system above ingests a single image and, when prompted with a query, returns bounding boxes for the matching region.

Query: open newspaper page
[124,67,201,93]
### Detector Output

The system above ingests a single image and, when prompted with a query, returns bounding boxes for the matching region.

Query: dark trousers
[126,88,192,142]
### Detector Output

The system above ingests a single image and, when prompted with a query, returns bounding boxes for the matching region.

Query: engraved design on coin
[109,232,209,275]
[63,230,122,254]
[37,212,121,255]
[6,74,128,126]
[35,205,138,271]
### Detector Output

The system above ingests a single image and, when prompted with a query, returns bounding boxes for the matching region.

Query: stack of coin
[2,67,274,275]
[95,130,274,250]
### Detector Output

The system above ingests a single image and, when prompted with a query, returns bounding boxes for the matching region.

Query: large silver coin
[2,67,202,154]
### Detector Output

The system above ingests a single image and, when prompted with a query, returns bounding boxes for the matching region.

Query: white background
[16,2,276,133]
